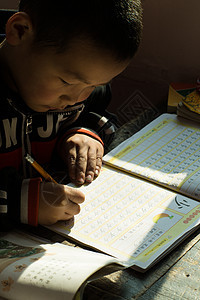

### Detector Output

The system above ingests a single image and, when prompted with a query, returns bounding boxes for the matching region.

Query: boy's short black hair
[19,0,143,61]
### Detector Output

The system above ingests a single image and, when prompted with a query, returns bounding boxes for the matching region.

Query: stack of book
[167,82,200,122]
[177,89,200,123]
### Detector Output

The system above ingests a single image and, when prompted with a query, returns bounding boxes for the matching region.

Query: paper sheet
[104,114,200,199]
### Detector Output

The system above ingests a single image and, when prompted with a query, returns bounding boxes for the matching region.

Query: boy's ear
[5,12,33,46]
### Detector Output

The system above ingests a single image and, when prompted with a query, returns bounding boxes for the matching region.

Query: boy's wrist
[63,127,104,146]
[57,126,104,159]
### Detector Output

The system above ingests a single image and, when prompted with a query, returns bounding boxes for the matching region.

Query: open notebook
[48,113,200,272]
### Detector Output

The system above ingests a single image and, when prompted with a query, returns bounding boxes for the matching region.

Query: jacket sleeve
[57,84,118,153]
[0,167,41,231]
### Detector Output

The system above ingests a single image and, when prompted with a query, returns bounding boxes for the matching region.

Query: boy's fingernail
[86,175,92,182]
[61,200,68,206]
[95,169,99,175]
[78,178,85,184]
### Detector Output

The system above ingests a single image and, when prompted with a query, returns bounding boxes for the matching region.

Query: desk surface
[28,110,200,300]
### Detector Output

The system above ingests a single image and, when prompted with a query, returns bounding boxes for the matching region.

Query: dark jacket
[0,79,116,230]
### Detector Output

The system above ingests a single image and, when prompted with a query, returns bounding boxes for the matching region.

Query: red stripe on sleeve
[58,127,104,147]
[28,178,42,226]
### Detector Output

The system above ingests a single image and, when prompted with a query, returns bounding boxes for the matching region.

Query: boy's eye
[60,78,71,85]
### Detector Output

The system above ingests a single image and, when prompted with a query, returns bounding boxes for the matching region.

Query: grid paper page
[104,114,200,200]
[50,166,200,269]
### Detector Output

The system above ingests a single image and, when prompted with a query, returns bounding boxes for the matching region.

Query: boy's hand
[38,182,85,225]
[61,134,104,185]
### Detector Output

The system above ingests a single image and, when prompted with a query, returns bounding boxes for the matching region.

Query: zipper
[25,114,32,155]
[24,115,33,177]
[7,98,33,177]
[26,115,32,134]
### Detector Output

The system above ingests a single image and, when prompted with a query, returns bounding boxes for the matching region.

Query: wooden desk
[25,110,200,299]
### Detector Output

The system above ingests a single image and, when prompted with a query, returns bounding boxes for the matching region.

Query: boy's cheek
[78,87,95,102]
[24,88,59,106]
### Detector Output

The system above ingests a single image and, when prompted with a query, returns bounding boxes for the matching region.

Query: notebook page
[0,232,117,300]
[103,114,200,200]
[49,167,200,270]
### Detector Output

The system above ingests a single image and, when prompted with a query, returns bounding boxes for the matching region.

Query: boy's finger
[66,146,77,181]
[94,157,102,177]
[94,146,103,177]
[85,147,98,182]
[62,213,74,220]
[64,201,81,215]
[75,148,89,184]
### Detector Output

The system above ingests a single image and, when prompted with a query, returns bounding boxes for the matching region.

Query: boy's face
[3,35,130,112]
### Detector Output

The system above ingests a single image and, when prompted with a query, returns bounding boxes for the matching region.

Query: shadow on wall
[0,0,18,9]
[109,65,168,127]
[109,0,200,126]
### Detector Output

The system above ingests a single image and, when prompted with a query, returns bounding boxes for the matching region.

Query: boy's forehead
[62,69,110,86]
[55,40,130,84]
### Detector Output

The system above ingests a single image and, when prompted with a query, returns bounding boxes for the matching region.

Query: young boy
[0,0,142,229]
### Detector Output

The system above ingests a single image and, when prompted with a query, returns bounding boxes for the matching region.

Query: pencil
[25,153,57,183]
